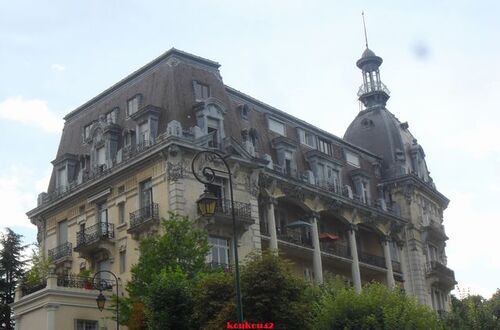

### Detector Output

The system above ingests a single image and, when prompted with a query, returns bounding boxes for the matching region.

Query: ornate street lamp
[92,270,120,330]
[196,187,218,217]
[96,292,106,312]
[191,150,244,323]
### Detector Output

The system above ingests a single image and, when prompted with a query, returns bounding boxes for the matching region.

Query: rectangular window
[97,146,106,165]
[97,202,108,225]
[119,250,126,274]
[284,151,293,175]
[139,122,149,145]
[268,118,285,135]
[105,108,118,124]
[58,220,68,245]
[345,151,360,167]
[57,167,67,189]
[127,95,141,116]
[118,202,125,224]
[83,124,92,140]
[194,81,210,101]
[318,138,333,156]
[75,319,98,330]
[208,236,229,265]
[298,129,316,148]
[140,179,153,209]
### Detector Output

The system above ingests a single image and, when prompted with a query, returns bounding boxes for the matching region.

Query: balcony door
[97,202,108,236]
[57,220,68,245]
[140,179,153,217]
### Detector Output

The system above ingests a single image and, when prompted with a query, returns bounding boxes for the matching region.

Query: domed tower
[345,29,454,310]
[356,47,390,109]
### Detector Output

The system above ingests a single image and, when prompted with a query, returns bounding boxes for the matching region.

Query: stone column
[382,236,396,289]
[348,224,362,293]
[397,242,409,292]
[311,213,323,284]
[267,197,278,251]
[45,304,59,330]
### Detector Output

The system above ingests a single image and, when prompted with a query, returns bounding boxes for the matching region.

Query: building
[12,46,455,329]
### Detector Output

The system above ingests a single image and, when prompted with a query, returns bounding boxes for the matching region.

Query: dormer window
[105,108,119,124]
[138,121,150,146]
[96,146,106,166]
[194,81,210,101]
[318,138,333,156]
[240,104,250,120]
[127,95,142,117]
[351,170,371,204]
[345,150,360,167]
[83,123,93,142]
[298,128,316,148]
[57,167,68,191]
[268,117,285,136]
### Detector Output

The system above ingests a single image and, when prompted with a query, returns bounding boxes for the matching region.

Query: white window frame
[268,117,285,136]
[318,138,333,156]
[208,236,230,265]
[345,150,360,167]
[75,319,98,330]
[298,128,316,148]
[127,95,141,117]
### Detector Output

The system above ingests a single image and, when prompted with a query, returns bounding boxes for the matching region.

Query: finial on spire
[362,11,369,48]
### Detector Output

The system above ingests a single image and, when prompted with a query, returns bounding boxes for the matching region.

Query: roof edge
[63,48,220,121]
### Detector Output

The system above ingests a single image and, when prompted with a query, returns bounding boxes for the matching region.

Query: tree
[313,279,441,330]
[443,289,500,330]
[0,228,27,330]
[240,252,314,329]
[123,213,210,329]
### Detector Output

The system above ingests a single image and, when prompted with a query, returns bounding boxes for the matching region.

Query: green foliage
[442,289,500,330]
[192,271,235,330]
[240,252,314,329]
[123,213,210,329]
[0,228,27,330]
[314,280,441,330]
[127,213,210,298]
[22,246,50,287]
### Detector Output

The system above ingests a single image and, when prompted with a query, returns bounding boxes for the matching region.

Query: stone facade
[13,47,455,330]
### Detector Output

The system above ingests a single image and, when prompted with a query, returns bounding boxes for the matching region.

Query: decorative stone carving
[327,199,343,213]
[167,162,187,181]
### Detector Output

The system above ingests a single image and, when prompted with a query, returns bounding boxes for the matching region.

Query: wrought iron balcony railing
[129,203,159,229]
[21,279,47,296]
[357,81,391,97]
[358,251,386,268]
[320,241,350,259]
[57,274,114,291]
[48,242,72,261]
[426,261,455,280]
[76,222,114,248]
[277,230,313,248]
[214,199,251,219]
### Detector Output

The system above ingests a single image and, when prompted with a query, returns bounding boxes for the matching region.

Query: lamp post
[92,270,120,330]
[191,150,244,323]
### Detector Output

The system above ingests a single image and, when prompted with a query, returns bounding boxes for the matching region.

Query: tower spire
[362,11,369,48]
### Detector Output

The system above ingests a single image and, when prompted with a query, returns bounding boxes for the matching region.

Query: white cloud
[0,166,43,230]
[0,97,63,133]
[50,63,65,71]
[445,190,500,298]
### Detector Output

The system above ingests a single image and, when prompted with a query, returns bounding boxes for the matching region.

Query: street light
[191,150,244,323]
[196,187,218,217]
[92,270,120,330]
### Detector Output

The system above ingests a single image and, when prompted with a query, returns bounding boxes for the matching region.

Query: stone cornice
[380,174,449,207]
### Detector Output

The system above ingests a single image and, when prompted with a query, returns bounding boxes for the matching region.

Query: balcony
[426,261,456,288]
[74,222,114,257]
[201,199,254,230]
[48,242,72,264]
[358,251,386,269]
[320,241,350,259]
[207,261,233,273]
[128,203,160,238]
[277,229,313,249]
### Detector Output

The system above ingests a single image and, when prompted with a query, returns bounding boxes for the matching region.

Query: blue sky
[0,0,498,298]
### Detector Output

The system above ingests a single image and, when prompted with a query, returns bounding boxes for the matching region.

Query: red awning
[319,233,339,241]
